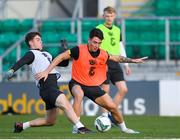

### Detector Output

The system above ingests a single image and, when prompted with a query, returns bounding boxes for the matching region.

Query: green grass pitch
[0,114,180,139]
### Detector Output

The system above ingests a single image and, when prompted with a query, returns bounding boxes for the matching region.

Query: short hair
[25,32,41,47]
[103,6,116,14]
[89,28,104,40]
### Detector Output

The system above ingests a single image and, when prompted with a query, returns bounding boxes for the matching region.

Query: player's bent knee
[122,87,128,94]
[74,93,83,101]
[59,101,71,111]
[124,88,128,94]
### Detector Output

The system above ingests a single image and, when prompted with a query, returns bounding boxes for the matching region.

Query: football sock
[77,117,80,121]
[102,112,108,117]
[23,122,30,130]
[117,121,127,131]
[75,121,84,129]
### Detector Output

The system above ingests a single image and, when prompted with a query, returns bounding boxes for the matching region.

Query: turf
[0,114,180,139]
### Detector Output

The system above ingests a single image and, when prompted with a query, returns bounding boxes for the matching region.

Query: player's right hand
[35,71,49,81]
[5,69,15,80]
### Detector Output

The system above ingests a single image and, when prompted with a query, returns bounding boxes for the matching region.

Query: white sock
[117,121,127,131]
[23,122,30,130]
[75,121,84,129]
[102,112,108,117]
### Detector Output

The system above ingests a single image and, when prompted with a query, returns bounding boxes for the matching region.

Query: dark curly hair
[89,28,104,40]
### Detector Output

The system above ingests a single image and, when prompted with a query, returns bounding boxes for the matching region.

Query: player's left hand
[132,56,148,63]
[60,39,68,50]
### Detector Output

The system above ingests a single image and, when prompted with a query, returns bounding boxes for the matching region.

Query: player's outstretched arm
[35,50,71,81]
[5,51,35,80]
[109,55,148,63]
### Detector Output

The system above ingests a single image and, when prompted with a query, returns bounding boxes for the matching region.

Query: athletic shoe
[72,125,78,134]
[14,122,23,133]
[77,127,94,134]
[122,128,140,134]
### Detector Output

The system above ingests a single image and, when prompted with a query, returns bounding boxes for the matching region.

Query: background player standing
[96,6,131,115]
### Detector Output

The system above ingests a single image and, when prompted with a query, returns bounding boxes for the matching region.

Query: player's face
[30,35,43,50]
[88,37,102,52]
[103,11,116,27]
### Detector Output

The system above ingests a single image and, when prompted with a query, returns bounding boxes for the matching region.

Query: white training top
[30,50,60,85]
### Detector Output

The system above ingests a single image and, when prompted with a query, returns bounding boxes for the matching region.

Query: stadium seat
[170,45,180,59]
[155,0,180,16]
[170,32,180,42]
[177,46,180,58]
[40,20,73,32]
[21,47,29,56]
[56,20,73,32]
[82,31,89,43]
[0,20,2,31]
[0,33,21,47]
[125,20,139,31]
[42,32,77,44]
[125,45,133,58]
[44,47,63,58]
[153,20,165,31]
[155,0,175,16]
[0,48,6,56]
[59,33,77,43]
[82,19,104,31]
[158,31,165,42]
[139,31,158,42]
[170,20,180,31]
[135,20,153,31]
[1,19,21,32]
[20,18,33,32]
[42,32,61,43]
[40,20,58,32]
[126,31,139,43]
[3,63,11,71]
[170,32,177,42]
[138,45,152,58]
[157,45,165,59]
[175,1,180,15]
[0,34,12,46]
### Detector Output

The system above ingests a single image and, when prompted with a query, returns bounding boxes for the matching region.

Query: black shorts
[68,79,106,102]
[39,74,63,110]
[103,60,125,85]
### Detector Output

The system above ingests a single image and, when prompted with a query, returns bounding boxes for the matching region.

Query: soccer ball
[94,115,111,132]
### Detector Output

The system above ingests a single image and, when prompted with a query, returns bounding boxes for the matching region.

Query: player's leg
[68,80,85,133]
[31,108,58,126]
[114,81,128,106]
[69,80,84,118]
[14,108,58,133]
[100,83,110,116]
[95,93,139,134]
[71,84,84,118]
[111,66,128,106]
[95,93,123,123]
[55,93,92,134]
[55,94,82,125]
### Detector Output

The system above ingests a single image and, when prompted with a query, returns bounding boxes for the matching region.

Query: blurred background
[0,0,180,116]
